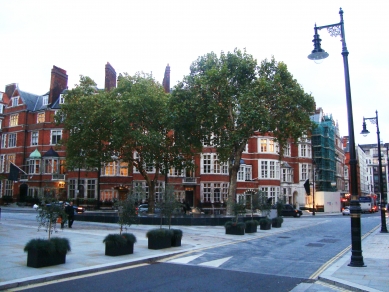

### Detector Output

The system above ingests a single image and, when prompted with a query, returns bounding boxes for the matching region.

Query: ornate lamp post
[308,8,364,267]
[361,110,388,233]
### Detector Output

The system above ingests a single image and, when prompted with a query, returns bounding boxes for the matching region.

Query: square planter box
[245,224,257,233]
[225,225,245,235]
[148,236,172,249]
[260,223,272,230]
[271,219,282,228]
[105,243,134,256]
[171,237,182,247]
[27,249,66,268]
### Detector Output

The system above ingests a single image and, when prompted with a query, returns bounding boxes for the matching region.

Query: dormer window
[43,95,49,105]
[0,104,3,114]
[59,94,65,104]
[11,97,19,107]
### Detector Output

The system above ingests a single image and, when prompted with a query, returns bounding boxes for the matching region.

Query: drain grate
[278,236,291,239]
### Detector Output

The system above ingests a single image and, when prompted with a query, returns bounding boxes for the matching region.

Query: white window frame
[11,97,19,107]
[200,182,229,203]
[1,134,7,149]
[260,160,280,179]
[238,165,252,181]
[31,131,39,146]
[50,130,62,145]
[8,133,16,148]
[201,154,228,174]
[43,95,49,105]
[59,94,65,104]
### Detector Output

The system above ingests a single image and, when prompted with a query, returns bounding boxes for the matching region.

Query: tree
[115,188,138,234]
[170,49,315,214]
[110,73,190,214]
[156,184,181,229]
[56,76,116,207]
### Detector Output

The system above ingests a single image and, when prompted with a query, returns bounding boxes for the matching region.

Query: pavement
[1,206,389,292]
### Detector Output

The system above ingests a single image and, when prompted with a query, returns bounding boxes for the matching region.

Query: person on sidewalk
[65,201,75,228]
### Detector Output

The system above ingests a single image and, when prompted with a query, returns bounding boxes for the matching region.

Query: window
[0,103,3,113]
[37,112,45,123]
[260,160,279,179]
[43,95,49,105]
[28,188,39,198]
[281,168,293,183]
[238,165,252,181]
[260,139,267,152]
[0,120,2,130]
[0,154,15,173]
[260,187,280,205]
[201,154,228,174]
[5,180,13,196]
[301,163,310,180]
[133,152,155,173]
[11,97,19,107]
[1,134,6,149]
[10,114,18,127]
[155,182,164,201]
[133,181,149,202]
[59,94,65,104]
[31,131,38,146]
[68,179,76,199]
[87,179,96,199]
[300,144,311,158]
[51,130,62,145]
[8,133,16,148]
[28,159,41,174]
[102,161,128,176]
[201,182,228,203]
[284,143,291,156]
[44,158,59,174]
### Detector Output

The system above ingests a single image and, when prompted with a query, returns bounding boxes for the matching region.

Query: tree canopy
[170,49,315,213]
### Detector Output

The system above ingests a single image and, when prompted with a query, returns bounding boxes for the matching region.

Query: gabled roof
[43,147,59,157]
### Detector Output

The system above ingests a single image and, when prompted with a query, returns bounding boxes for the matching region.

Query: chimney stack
[105,62,116,91]
[162,64,170,93]
[49,66,68,105]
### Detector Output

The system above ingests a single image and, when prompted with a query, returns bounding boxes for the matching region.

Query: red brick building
[0,64,322,211]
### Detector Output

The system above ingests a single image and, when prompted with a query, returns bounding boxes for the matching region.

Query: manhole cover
[278,236,291,239]
[318,239,339,243]
[306,243,325,247]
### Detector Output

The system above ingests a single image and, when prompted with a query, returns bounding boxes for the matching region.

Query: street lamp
[308,8,364,267]
[361,110,388,233]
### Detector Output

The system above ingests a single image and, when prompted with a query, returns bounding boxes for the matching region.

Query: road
[2,209,381,292]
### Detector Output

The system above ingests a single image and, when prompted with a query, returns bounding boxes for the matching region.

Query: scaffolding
[312,115,336,191]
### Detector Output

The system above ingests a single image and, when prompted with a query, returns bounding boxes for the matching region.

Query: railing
[20,174,28,181]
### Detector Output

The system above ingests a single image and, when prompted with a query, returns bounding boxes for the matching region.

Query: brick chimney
[162,64,170,93]
[49,66,68,105]
[105,62,116,91]
[5,83,17,98]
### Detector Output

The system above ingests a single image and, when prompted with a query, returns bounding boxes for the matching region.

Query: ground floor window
[5,180,13,196]
[100,190,118,202]
[28,187,40,198]
[200,182,229,203]
[260,186,280,205]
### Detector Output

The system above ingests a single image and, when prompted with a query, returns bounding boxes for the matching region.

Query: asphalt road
[5,210,380,292]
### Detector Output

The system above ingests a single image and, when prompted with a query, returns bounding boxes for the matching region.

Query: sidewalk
[1,207,389,291]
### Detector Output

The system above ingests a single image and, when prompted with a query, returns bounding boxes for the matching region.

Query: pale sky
[1,0,388,146]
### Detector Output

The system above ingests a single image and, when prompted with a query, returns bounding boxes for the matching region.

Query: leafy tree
[36,196,67,239]
[156,184,181,229]
[115,188,138,234]
[170,49,315,214]
[56,76,116,206]
[109,73,192,214]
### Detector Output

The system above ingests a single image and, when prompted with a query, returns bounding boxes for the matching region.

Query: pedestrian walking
[65,201,75,228]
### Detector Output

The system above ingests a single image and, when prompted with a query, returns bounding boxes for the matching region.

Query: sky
[1,0,388,146]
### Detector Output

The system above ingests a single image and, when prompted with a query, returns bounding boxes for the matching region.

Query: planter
[225,225,245,235]
[147,228,173,249]
[260,222,271,230]
[103,233,137,256]
[105,242,134,256]
[245,224,257,233]
[171,229,183,247]
[148,236,172,249]
[271,217,283,228]
[27,249,66,268]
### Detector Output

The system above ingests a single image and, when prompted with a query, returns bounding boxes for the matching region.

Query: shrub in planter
[259,218,272,230]
[146,228,173,249]
[103,233,137,256]
[24,237,71,268]
[271,216,283,228]
[171,229,183,247]
[245,220,258,233]
[224,221,246,235]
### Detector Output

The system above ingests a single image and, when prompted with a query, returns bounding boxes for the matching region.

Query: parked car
[136,204,160,215]
[342,206,350,215]
[281,204,303,217]
[65,202,85,213]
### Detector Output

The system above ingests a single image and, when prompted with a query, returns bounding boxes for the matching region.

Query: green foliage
[36,197,67,239]
[224,221,246,230]
[259,218,272,226]
[114,190,138,234]
[171,229,183,239]
[170,49,316,214]
[156,184,181,228]
[276,200,285,217]
[24,237,71,254]
[146,228,174,239]
[256,192,272,217]
[227,200,246,223]
[103,233,137,247]
[245,220,258,227]
[272,217,284,224]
